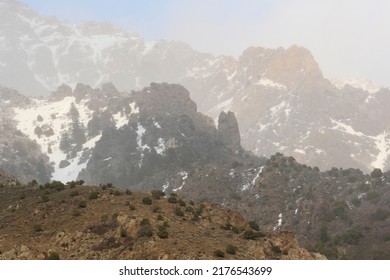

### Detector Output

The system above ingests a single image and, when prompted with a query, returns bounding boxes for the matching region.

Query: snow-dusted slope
[13,97,99,182]
[330,77,384,94]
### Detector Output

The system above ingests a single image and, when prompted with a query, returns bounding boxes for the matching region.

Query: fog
[21,0,390,86]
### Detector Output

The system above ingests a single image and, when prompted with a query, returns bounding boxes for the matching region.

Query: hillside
[0,179,322,260]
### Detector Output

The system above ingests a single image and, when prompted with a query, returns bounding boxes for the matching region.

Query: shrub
[175,207,184,217]
[271,244,282,254]
[242,229,266,240]
[226,244,237,255]
[167,195,178,204]
[33,224,43,232]
[50,181,65,191]
[101,214,109,222]
[151,190,165,199]
[157,229,169,239]
[114,190,122,196]
[140,219,150,225]
[178,200,186,207]
[89,191,99,200]
[213,250,225,258]
[137,219,153,238]
[47,252,60,260]
[372,208,389,221]
[366,191,380,202]
[87,221,117,235]
[120,228,128,238]
[41,195,49,203]
[125,189,132,196]
[70,190,79,197]
[335,229,363,245]
[92,237,120,251]
[248,220,260,231]
[72,209,81,217]
[78,201,87,208]
[142,196,152,205]
[19,194,26,200]
[371,168,383,178]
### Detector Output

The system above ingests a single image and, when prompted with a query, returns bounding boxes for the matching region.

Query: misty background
[19,0,390,87]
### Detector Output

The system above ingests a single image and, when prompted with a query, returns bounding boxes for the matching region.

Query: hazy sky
[20,0,390,87]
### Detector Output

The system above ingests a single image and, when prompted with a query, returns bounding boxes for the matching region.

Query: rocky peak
[134,83,197,118]
[264,45,323,89]
[218,111,241,154]
[0,85,30,106]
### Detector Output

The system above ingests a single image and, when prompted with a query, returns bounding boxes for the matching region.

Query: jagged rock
[218,111,241,153]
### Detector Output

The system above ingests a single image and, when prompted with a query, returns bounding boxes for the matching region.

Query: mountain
[1,0,390,172]
[5,82,247,185]
[0,180,323,260]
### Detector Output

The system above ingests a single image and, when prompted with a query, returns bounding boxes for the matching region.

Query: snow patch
[113,111,128,129]
[255,78,287,90]
[173,171,188,192]
[251,166,264,185]
[294,148,306,155]
[155,138,165,155]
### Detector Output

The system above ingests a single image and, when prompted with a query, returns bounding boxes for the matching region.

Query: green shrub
[70,190,79,197]
[248,220,260,231]
[151,190,165,199]
[142,196,152,205]
[78,201,87,208]
[114,190,122,196]
[137,219,153,237]
[167,195,178,204]
[140,218,150,225]
[372,208,389,221]
[41,195,49,203]
[50,181,65,191]
[178,200,186,207]
[33,224,43,232]
[120,228,128,238]
[157,229,169,239]
[213,250,225,258]
[242,229,266,240]
[89,191,99,200]
[335,229,363,245]
[175,207,184,217]
[271,244,282,254]
[47,252,60,260]
[226,244,237,255]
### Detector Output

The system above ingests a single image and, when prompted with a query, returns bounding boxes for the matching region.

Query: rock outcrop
[218,111,241,154]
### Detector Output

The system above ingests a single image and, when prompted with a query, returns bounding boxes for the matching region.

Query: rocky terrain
[0,178,323,260]
[1,0,390,172]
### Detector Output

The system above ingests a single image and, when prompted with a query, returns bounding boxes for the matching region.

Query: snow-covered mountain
[4,82,245,185]
[1,0,390,173]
